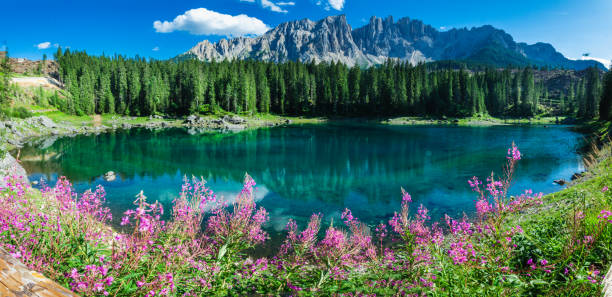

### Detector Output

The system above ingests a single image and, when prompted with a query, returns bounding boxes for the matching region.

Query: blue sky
[1,0,610,67]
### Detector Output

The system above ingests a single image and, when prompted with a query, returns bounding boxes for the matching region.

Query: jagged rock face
[184,15,604,70]
[352,16,435,64]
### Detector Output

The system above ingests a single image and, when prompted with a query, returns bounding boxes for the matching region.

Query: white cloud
[316,0,345,11]
[36,42,51,50]
[261,0,288,13]
[152,46,160,51]
[574,56,611,70]
[153,8,270,36]
[241,0,290,13]
[328,0,345,10]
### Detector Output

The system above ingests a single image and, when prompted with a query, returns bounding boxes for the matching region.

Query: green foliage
[54,50,594,120]
[0,50,11,106]
[0,105,33,119]
[0,141,610,296]
[600,71,612,121]
[0,129,6,158]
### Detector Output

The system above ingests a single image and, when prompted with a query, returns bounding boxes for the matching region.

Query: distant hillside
[180,15,605,71]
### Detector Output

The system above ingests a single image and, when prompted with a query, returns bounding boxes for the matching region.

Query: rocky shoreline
[0,114,296,150]
[0,113,300,186]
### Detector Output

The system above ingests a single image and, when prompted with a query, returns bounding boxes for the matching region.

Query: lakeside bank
[0,112,610,295]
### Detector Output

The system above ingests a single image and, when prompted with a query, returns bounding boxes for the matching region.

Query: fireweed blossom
[0,143,608,296]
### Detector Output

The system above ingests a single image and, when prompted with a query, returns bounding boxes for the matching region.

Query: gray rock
[39,136,58,150]
[0,153,29,188]
[7,138,21,146]
[183,15,603,70]
[35,116,57,128]
[604,265,612,297]
[553,179,566,186]
[103,171,116,182]
[210,118,224,125]
[223,115,247,125]
[185,115,201,125]
[571,172,584,181]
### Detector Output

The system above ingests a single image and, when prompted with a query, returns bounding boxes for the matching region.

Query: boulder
[0,153,29,188]
[103,171,116,182]
[12,130,23,138]
[36,116,57,128]
[223,115,247,125]
[184,115,202,126]
[553,179,566,186]
[210,118,224,125]
[571,172,583,181]
[7,138,21,146]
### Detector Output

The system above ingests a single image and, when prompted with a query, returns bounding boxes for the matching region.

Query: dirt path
[92,114,102,127]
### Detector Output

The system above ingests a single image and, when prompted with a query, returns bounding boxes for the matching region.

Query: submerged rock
[103,171,116,182]
[553,179,566,186]
[571,172,584,181]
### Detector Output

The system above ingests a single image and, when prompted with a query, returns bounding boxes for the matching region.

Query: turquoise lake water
[18,124,584,237]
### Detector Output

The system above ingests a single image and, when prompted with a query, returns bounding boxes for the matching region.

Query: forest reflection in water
[18,124,584,235]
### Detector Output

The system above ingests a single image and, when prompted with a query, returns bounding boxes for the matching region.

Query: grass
[0,137,609,296]
[1,84,610,295]
[383,114,569,126]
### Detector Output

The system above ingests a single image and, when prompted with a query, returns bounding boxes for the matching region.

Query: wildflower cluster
[0,143,609,296]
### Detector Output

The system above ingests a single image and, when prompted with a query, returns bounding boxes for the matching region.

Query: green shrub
[0,105,34,119]
[11,106,33,119]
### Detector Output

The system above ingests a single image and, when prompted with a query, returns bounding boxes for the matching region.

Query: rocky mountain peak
[182,14,605,70]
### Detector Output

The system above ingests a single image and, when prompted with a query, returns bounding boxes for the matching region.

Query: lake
[17,123,584,238]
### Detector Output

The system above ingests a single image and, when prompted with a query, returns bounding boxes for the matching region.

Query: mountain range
[181,15,605,71]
